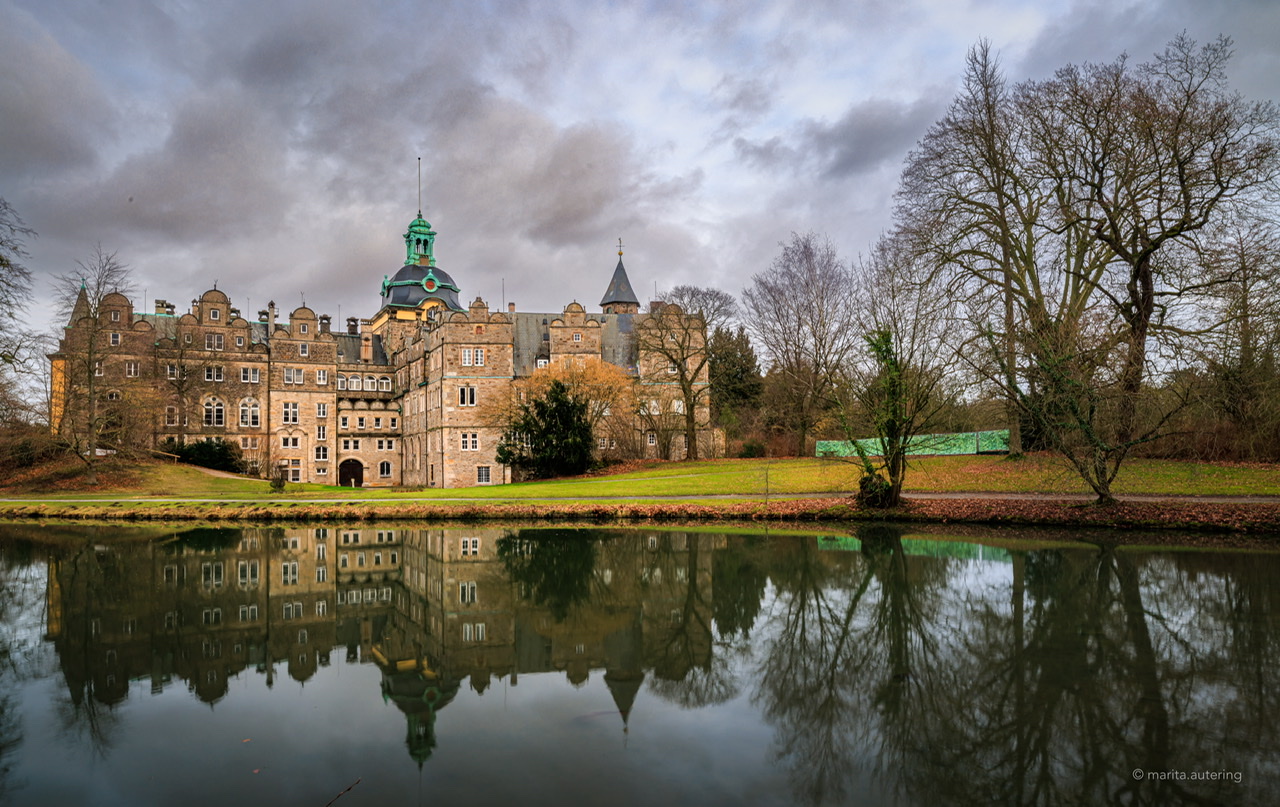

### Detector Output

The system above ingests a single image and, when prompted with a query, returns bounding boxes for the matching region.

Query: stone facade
[49,214,717,487]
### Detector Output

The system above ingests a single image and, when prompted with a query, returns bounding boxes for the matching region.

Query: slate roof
[599,258,639,307]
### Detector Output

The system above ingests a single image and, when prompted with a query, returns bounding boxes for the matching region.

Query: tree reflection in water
[8,525,1280,806]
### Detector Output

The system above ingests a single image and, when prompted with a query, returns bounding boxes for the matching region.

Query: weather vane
[617,237,624,257]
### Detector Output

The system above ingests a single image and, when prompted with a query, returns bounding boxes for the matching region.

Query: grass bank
[2,455,1278,533]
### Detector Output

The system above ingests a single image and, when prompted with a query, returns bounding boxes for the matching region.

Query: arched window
[349,375,362,391]
[378,461,391,478]
[239,399,260,428]
[378,376,391,391]
[337,375,347,390]
[204,398,224,427]
[365,375,376,390]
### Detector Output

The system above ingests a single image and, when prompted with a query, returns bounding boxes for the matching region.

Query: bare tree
[743,233,858,455]
[837,233,963,507]
[49,247,135,484]
[900,36,1280,503]
[1025,36,1280,467]
[632,285,734,460]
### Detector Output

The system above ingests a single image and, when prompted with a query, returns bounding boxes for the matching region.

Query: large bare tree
[837,233,963,507]
[632,285,736,460]
[49,246,135,483]
[900,36,1280,503]
[743,232,858,455]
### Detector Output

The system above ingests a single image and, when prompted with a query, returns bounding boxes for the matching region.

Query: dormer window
[300,324,309,334]
[110,310,120,322]
[210,309,220,321]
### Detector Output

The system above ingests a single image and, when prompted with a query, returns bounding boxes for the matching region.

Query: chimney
[360,333,372,363]
[650,301,666,314]
[508,302,516,313]
[346,317,358,335]
[267,301,277,330]
[319,314,331,334]
[154,299,169,315]
[165,302,175,316]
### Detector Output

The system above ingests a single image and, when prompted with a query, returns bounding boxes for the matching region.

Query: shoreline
[2,496,1279,544]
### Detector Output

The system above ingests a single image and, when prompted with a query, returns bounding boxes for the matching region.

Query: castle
[49,213,716,487]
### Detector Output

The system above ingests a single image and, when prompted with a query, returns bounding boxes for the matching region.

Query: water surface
[0,523,1276,806]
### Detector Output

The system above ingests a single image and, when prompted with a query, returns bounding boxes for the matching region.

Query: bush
[158,438,245,474]
[739,440,766,458]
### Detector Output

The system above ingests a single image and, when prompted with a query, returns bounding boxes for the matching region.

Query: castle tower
[371,212,465,354]
[600,240,640,315]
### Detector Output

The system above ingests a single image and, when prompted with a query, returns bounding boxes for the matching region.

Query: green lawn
[6,454,1279,503]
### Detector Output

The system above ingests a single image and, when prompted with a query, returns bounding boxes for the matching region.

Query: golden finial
[617,237,624,257]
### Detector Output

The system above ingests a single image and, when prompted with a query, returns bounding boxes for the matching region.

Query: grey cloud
[48,88,293,244]
[0,5,116,180]
[800,94,948,179]
[733,136,798,171]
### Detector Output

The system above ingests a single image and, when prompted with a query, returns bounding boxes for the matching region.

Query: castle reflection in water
[45,527,715,763]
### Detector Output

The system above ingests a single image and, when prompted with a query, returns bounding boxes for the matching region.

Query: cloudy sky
[4,0,1278,334]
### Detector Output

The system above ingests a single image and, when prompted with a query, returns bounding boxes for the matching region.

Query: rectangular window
[390,417,398,429]
[316,403,328,418]
[290,468,301,482]
[374,417,382,429]
[110,310,121,322]
[461,348,473,366]
[672,399,686,414]
[202,562,224,587]
[299,343,309,357]
[205,366,224,382]
[210,308,220,321]
[477,466,491,484]
[458,386,476,407]
[206,333,224,351]
[573,332,582,342]
[647,432,657,446]
[94,361,103,377]
[125,361,139,377]
[536,359,548,368]
[316,370,327,384]
[357,416,366,429]
[165,407,179,427]
[236,335,245,347]
[282,562,298,585]
[340,415,349,428]
[281,436,299,448]
[109,332,121,346]
[284,367,304,385]
[461,537,480,556]
[317,425,327,441]
[168,364,179,379]
[474,348,485,366]
[283,402,299,424]
[240,367,260,383]
[459,582,477,604]
[460,433,478,451]
[598,437,608,450]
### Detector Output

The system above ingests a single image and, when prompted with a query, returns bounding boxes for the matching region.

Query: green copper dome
[404,212,436,266]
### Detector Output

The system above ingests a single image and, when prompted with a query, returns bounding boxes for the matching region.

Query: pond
[0,523,1277,806]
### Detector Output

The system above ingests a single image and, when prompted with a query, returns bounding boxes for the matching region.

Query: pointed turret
[69,283,91,324]
[600,240,640,314]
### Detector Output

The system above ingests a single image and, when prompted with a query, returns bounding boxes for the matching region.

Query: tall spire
[600,238,640,314]
[405,158,436,265]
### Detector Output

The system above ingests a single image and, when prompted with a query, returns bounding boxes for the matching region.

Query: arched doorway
[338,459,364,488]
